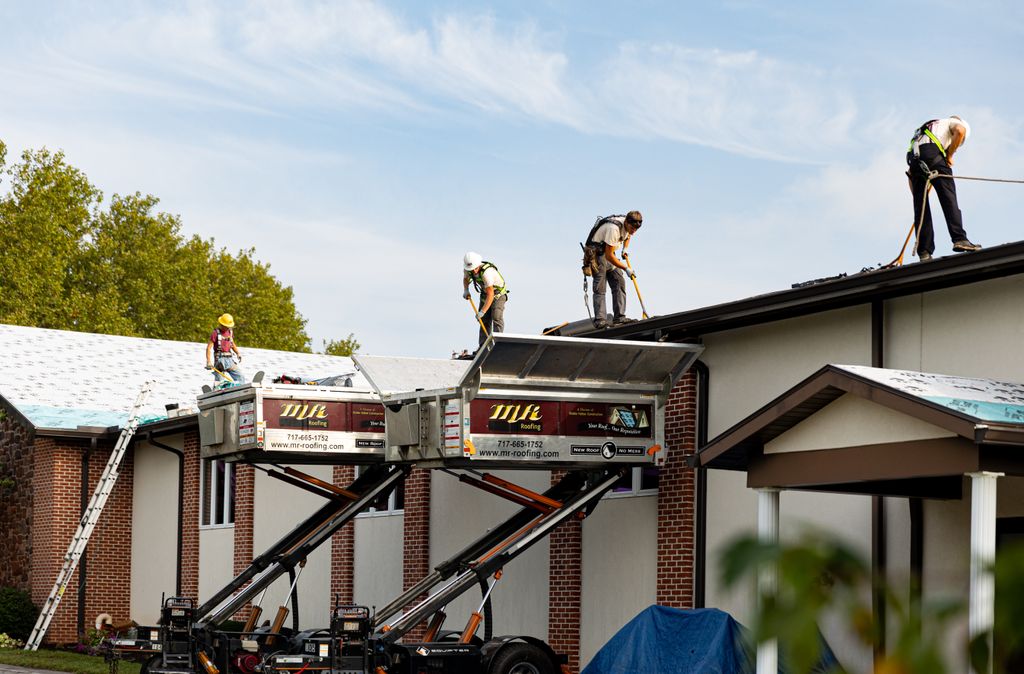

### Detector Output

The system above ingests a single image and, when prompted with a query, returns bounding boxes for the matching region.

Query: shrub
[0,632,25,649]
[0,587,38,642]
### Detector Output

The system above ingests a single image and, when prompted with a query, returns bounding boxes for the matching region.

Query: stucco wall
[428,470,550,640]
[252,465,333,628]
[353,514,404,609]
[130,440,180,624]
[579,493,658,668]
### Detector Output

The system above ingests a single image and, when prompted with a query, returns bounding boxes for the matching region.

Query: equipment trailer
[111,334,700,674]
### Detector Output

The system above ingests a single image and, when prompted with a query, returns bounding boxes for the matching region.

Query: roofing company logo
[280,403,329,422]
[488,402,544,432]
[489,403,543,423]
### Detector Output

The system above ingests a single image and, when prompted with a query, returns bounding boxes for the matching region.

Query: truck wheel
[140,654,161,674]
[487,643,555,674]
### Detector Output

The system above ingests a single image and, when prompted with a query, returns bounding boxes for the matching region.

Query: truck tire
[487,643,555,674]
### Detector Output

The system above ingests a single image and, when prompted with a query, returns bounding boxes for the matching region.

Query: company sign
[261,399,385,454]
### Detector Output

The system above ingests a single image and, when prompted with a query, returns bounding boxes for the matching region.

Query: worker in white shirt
[463,252,509,345]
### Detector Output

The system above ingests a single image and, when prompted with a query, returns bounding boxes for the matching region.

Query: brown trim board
[747,437,979,489]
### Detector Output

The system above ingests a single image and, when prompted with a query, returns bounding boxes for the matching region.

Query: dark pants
[479,293,507,345]
[908,144,968,255]
[593,253,626,323]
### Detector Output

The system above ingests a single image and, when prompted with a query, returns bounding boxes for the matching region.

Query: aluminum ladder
[25,383,153,650]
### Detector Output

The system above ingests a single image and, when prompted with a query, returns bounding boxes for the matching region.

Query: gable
[765,392,956,455]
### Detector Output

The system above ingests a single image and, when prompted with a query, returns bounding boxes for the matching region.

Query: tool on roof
[884,169,1024,269]
[26,383,153,650]
[467,296,488,338]
[622,251,649,319]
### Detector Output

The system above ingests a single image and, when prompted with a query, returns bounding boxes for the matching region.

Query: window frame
[354,465,405,517]
[604,465,660,499]
[199,458,235,529]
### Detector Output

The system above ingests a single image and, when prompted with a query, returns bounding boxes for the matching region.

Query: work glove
[628,269,637,280]
[475,310,485,320]
[463,290,471,300]
[622,251,629,260]
[237,354,242,361]
[205,364,213,370]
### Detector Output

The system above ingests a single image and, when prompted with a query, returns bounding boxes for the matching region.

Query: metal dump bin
[197,383,387,464]
[354,333,702,469]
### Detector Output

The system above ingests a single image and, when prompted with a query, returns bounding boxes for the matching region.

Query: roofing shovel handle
[467,296,488,337]
[622,252,649,319]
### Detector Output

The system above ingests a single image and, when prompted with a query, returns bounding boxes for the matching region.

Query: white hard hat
[464,251,483,271]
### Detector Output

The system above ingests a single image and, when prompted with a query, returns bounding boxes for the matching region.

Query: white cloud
[596,43,859,162]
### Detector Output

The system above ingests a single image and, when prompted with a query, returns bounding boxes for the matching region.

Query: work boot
[612,316,637,325]
[952,239,982,252]
[593,319,608,329]
[918,251,932,261]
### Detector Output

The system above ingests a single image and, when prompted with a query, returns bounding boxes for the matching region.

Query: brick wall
[330,465,356,604]
[548,470,583,674]
[656,371,698,607]
[230,463,255,621]
[0,406,33,591]
[29,436,134,644]
[401,468,431,641]
[181,430,201,601]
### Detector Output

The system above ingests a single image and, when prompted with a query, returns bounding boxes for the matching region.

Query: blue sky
[2,0,1022,358]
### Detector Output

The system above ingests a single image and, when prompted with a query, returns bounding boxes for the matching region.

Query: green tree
[324,334,361,357]
[0,142,312,351]
[0,147,101,329]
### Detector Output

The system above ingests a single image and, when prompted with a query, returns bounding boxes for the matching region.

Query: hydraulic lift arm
[376,468,623,644]
[196,464,409,626]
[371,469,600,628]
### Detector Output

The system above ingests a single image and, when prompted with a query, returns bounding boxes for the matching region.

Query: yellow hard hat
[218,313,235,328]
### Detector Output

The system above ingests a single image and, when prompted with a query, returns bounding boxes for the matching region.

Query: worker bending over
[463,252,508,345]
[205,313,246,384]
[906,116,981,261]
[585,211,642,328]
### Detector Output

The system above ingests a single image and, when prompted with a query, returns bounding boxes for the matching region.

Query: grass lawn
[0,649,142,674]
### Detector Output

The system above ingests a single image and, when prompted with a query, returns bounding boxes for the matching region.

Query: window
[355,466,405,517]
[607,466,659,498]
[200,459,235,527]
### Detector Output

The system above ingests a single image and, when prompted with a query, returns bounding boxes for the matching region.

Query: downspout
[146,433,185,595]
[78,438,95,640]
[870,300,887,663]
[694,360,709,609]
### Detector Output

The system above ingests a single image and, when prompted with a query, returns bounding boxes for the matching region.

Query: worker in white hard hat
[906,116,981,261]
[205,313,246,385]
[462,252,508,345]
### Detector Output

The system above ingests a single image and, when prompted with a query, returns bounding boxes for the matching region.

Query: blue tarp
[581,606,841,674]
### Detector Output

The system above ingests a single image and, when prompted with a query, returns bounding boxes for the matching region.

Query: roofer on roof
[463,252,508,346]
[907,116,981,261]
[584,211,642,328]
[205,313,246,385]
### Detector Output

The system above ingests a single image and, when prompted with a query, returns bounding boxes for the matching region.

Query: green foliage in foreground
[0,648,140,674]
[721,531,1024,674]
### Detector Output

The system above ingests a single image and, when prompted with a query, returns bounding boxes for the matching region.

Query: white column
[969,471,1002,674]
[757,488,780,674]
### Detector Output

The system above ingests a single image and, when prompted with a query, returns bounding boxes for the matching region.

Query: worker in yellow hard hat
[205,313,246,385]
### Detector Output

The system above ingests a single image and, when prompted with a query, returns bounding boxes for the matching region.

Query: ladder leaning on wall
[25,382,153,651]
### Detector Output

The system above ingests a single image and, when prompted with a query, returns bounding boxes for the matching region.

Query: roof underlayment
[840,364,1024,424]
[0,323,369,431]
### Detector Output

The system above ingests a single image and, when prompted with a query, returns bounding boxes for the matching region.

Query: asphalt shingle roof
[0,323,367,431]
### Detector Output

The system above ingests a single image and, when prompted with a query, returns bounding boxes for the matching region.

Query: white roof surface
[0,323,368,430]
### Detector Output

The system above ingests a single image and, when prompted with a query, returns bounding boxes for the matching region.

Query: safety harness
[468,262,508,296]
[908,120,947,158]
